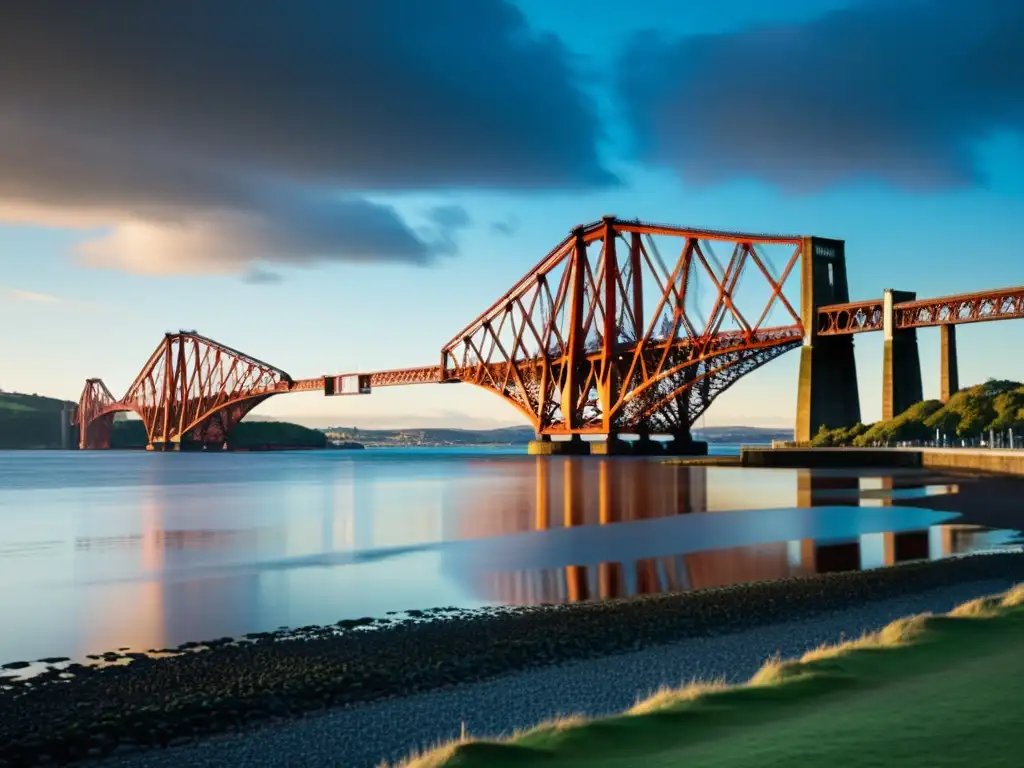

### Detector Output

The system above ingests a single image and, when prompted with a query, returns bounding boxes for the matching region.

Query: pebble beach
[100,578,1016,768]
[2,552,1022,767]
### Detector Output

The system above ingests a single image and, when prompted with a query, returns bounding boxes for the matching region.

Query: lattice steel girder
[74,378,116,427]
[296,367,448,391]
[121,332,294,444]
[367,366,445,387]
[816,300,884,335]
[435,216,807,432]
[893,286,1024,328]
[287,378,329,392]
[817,286,1024,335]
[77,332,299,448]
[75,378,127,449]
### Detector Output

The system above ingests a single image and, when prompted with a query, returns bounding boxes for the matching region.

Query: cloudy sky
[1,0,1022,429]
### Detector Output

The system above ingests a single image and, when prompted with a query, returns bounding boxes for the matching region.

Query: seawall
[740,447,1024,476]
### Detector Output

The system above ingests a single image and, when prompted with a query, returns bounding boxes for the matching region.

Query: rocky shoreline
[99,579,1018,768]
[3,552,1024,767]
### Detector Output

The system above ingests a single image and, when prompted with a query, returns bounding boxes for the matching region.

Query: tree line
[812,380,1024,447]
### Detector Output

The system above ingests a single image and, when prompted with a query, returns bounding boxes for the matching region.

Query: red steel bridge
[72,217,1023,452]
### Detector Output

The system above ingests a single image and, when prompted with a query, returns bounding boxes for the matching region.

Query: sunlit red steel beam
[611,220,803,246]
[287,377,331,392]
[817,286,1024,335]
[352,327,805,390]
[365,366,446,386]
[816,299,884,335]
[445,221,803,348]
[894,286,1024,329]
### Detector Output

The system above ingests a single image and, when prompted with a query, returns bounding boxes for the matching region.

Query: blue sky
[1,0,1022,429]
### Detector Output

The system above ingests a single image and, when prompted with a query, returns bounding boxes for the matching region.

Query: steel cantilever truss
[75,332,298,449]
[434,217,805,435]
[71,379,121,449]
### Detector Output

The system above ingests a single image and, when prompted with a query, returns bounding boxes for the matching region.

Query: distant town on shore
[321,424,793,448]
[0,390,792,450]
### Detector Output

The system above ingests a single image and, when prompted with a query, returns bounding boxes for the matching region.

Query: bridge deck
[817,285,1024,335]
[307,326,803,393]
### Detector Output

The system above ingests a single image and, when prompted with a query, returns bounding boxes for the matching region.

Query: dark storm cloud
[0,0,613,274]
[422,206,474,256]
[618,0,1024,191]
[426,206,473,233]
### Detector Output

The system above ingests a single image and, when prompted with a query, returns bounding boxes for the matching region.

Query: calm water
[0,446,1019,666]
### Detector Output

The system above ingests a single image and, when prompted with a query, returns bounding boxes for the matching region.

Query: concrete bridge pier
[630,432,664,455]
[662,434,709,456]
[59,404,73,450]
[881,289,924,420]
[148,440,223,452]
[528,431,711,456]
[527,434,589,455]
[586,432,709,456]
[940,324,959,402]
[589,434,633,455]
[796,237,862,442]
[147,441,180,452]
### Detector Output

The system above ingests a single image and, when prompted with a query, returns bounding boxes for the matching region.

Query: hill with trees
[0,392,76,449]
[811,380,1024,448]
[99,420,332,450]
[231,421,332,450]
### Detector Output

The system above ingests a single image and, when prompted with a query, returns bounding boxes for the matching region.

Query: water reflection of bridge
[73,487,268,656]
[454,460,982,606]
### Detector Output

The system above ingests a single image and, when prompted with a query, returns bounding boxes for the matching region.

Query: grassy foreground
[392,585,1024,768]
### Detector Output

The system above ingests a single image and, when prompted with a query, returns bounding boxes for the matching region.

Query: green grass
[390,586,1024,768]
[0,393,72,412]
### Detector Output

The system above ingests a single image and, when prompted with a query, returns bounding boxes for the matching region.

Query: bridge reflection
[69,486,268,657]
[452,459,986,606]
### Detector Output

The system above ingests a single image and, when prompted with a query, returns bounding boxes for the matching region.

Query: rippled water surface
[0,446,1018,664]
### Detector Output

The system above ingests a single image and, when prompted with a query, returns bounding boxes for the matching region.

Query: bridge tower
[939,324,959,402]
[795,238,861,443]
[881,289,924,420]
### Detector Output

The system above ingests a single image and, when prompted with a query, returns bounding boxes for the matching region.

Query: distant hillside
[84,418,333,450]
[81,419,333,450]
[0,392,335,450]
[232,421,331,450]
[0,392,76,449]
[0,392,74,413]
[693,425,792,443]
[324,425,535,447]
[324,424,791,447]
